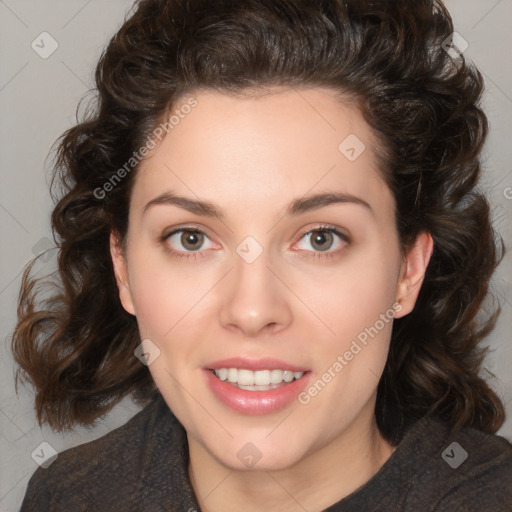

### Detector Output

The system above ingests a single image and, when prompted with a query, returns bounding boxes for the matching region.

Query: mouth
[204,366,313,414]
[203,357,312,413]
[208,368,308,391]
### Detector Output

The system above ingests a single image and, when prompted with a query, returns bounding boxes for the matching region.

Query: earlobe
[394,232,434,318]
[109,231,136,315]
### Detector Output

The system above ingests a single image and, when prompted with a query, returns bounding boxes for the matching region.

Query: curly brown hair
[11,0,506,443]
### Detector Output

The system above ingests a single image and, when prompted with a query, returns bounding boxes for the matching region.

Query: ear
[110,231,136,315]
[394,232,434,318]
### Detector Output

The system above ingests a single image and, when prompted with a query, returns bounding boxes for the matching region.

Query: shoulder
[406,416,512,511]
[19,394,170,511]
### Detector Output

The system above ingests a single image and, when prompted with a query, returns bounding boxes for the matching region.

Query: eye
[294,225,350,259]
[162,228,216,260]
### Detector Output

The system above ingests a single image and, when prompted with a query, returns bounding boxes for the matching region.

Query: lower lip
[204,369,312,415]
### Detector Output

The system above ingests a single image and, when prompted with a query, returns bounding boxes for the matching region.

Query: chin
[205,438,308,473]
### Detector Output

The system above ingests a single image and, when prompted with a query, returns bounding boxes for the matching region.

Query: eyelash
[160,224,350,262]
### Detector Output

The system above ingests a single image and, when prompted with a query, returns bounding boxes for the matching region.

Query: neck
[187,397,396,512]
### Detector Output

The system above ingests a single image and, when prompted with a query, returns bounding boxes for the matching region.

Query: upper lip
[205,357,309,372]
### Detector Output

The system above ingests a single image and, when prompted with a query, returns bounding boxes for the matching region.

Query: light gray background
[1,0,511,510]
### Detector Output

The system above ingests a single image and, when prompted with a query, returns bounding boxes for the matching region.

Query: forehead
[131,87,393,219]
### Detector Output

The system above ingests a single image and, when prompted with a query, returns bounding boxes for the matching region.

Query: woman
[12,0,512,510]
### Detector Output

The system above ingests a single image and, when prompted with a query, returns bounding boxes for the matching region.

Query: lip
[205,357,309,372]
[204,368,313,415]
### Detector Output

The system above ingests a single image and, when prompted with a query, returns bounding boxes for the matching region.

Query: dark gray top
[20,393,512,511]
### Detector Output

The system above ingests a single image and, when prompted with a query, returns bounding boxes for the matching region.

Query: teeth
[238,369,255,386]
[254,370,270,385]
[270,369,283,384]
[283,370,294,383]
[213,368,304,385]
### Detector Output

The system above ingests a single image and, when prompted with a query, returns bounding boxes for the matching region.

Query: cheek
[297,248,399,349]
[300,253,397,426]
[126,248,206,337]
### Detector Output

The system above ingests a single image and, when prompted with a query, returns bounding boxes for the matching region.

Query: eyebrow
[143,190,374,219]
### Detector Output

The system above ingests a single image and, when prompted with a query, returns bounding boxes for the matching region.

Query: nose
[218,246,293,337]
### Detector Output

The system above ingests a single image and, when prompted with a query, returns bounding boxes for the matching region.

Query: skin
[111,87,433,512]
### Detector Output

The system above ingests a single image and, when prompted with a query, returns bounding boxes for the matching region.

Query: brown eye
[309,230,335,252]
[179,230,204,251]
[294,225,350,260]
[162,228,215,257]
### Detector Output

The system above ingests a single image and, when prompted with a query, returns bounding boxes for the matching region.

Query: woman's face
[111,87,432,471]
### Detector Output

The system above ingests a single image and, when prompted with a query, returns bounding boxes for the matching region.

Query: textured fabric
[20,393,512,511]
